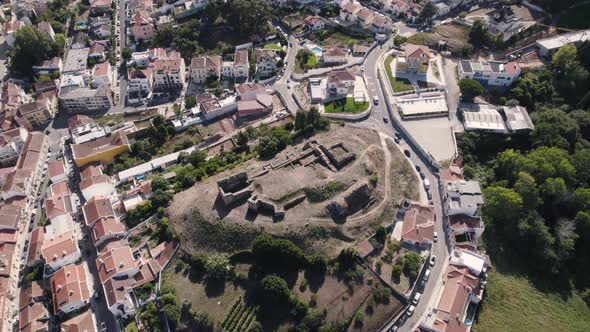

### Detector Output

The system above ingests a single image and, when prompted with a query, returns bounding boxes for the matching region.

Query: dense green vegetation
[9,26,62,75]
[461,43,590,314]
[459,78,483,102]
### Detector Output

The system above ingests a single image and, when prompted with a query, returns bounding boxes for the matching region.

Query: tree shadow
[204,278,226,298]
[304,271,326,293]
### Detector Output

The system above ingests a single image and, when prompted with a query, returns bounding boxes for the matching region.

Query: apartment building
[127,68,154,104]
[59,85,113,114]
[255,49,277,77]
[444,180,484,217]
[0,128,28,167]
[71,131,130,167]
[17,99,55,129]
[131,10,154,42]
[79,163,115,200]
[50,264,91,315]
[92,62,113,88]
[153,55,186,91]
[233,49,250,78]
[40,230,81,272]
[189,55,222,83]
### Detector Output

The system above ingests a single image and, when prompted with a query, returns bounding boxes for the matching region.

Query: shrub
[260,274,291,304]
[373,287,391,304]
[310,294,318,307]
[354,311,364,327]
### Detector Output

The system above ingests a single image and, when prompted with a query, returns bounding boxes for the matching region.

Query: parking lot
[401,116,456,163]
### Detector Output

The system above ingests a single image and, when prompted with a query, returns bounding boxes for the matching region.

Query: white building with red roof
[92,62,113,88]
[189,55,222,84]
[79,163,115,201]
[96,245,142,284]
[322,45,348,64]
[458,60,521,87]
[92,217,126,247]
[304,15,325,31]
[327,69,355,96]
[131,10,154,42]
[50,264,91,315]
[40,230,81,272]
[82,196,115,227]
[401,201,435,247]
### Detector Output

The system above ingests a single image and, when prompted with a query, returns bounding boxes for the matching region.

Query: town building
[233,49,250,78]
[536,29,590,57]
[69,116,108,144]
[103,278,135,317]
[43,193,75,225]
[32,57,62,77]
[322,45,348,64]
[63,48,90,75]
[40,230,81,272]
[255,49,278,77]
[444,180,483,217]
[82,196,115,228]
[88,42,107,62]
[397,44,432,74]
[38,21,56,42]
[50,264,91,315]
[499,105,535,132]
[304,15,325,31]
[189,55,222,83]
[71,131,130,167]
[92,62,113,88]
[153,53,186,92]
[237,94,273,118]
[458,60,521,86]
[131,10,154,41]
[92,217,126,247]
[18,301,49,332]
[96,245,142,284]
[327,69,355,96]
[122,181,152,211]
[18,99,55,129]
[60,309,97,332]
[59,84,113,114]
[127,68,154,104]
[401,201,435,248]
[0,128,28,167]
[79,163,115,200]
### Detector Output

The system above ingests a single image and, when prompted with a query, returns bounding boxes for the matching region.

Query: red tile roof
[60,309,96,332]
[91,217,126,244]
[96,245,139,284]
[82,196,115,227]
[27,227,44,266]
[50,264,90,314]
[40,230,78,264]
[402,202,435,244]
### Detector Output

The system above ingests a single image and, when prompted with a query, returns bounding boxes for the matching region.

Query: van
[412,292,421,305]
[423,269,430,281]
[423,179,430,190]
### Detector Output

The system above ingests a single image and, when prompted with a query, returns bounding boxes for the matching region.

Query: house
[122,181,152,211]
[322,45,348,64]
[189,55,221,84]
[397,44,432,74]
[327,69,355,96]
[38,21,56,42]
[92,62,113,88]
[236,83,266,101]
[40,230,81,272]
[458,60,521,86]
[427,265,483,332]
[88,42,106,61]
[127,68,154,104]
[356,8,375,29]
[232,50,250,78]
[371,14,392,34]
[19,282,45,310]
[340,1,361,22]
[435,3,450,16]
[32,57,62,76]
[50,264,90,315]
[153,56,186,91]
[79,163,115,200]
[103,278,135,317]
[71,131,130,167]
[58,85,113,114]
[17,100,55,129]
[1,82,29,113]
[128,0,154,14]
[43,194,75,225]
[50,182,71,197]
[92,217,126,247]
[195,94,238,122]
[0,204,21,231]
[18,302,49,332]
[401,201,435,247]
[26,227,44,267]
[0,127,28,167]
[304,15,325,31]
[449,214,485,244]
[390,0,409,15]
[449,248,489,277]
[131,10,154,42]
[237,94,273,118]
[60,309,97,332]
[1,132,48,200]
[3,21,24,47]
[82,196,115,228]
[48,159,67,184]
[352,44,370,57]
[255,49,278,77]
[96,245,142,284]
[90,0,112,13]
[445,180,483,217]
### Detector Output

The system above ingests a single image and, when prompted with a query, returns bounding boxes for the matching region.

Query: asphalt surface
[360,37,451,332]
[110,0,129,114]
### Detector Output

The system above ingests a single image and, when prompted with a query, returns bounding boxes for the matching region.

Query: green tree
[236,130,250,148]
[295,109,308,131]
[419,1,437,22]
[459,78,483,102]
[122,47,132,61]
[9,26,58,75]
[482,186,523,236]
[252,234,305,269]
[204,254,231,280]
[539,177,567,201]
[402,252,421,279]
[159,292,180,328]
[307,254,328,274]
[469,19,491,49]
[260,274,291,303]
[186,149,207,167]
[337,247,358,270]
[514,172,540,210]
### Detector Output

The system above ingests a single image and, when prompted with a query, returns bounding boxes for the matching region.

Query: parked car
[373,96,379,105]
[383,117,388,123]
[415,165,421,172]
[430,255,436,266]
[434,232,439,242]
[412,292,421,305]
[419,172,425,179]
[404,149,410,157]
[423,269,430,281]
[100,322,107,331]
[407,305,415,316]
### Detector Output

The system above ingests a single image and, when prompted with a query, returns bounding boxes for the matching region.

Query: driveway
[442,58,463,132]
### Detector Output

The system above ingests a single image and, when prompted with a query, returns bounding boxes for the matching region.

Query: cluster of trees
[35,0,71,33]
[469,19,505,51]
[9,26,63,75]
[460,42,590,302]
[204,0,271,37]
[459,78,483,102]
[151,20,202,61]
[252,234,328,274]
[140,285,180,331]
[294,107,330,133]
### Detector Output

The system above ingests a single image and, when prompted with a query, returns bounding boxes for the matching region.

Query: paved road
[109,0,129,113]
[361,37,451,332]
[442,58,463,132]
[273,34,301,112]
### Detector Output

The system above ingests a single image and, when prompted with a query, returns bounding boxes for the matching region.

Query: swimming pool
[305,44,323,57]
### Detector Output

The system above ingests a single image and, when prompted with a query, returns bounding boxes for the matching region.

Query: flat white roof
[459,250,486,276]
[463,108,507,133]
[397,94,448,116]
[536,29,590,50]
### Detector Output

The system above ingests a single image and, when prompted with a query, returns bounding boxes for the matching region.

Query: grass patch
[304,181,347,202]
[124,321,138,332]
[406,32,429,46]
[556,3,590,29]
[263,43,282,50]
[474,271,590,332]
[384,55,414,93]
[323,97,369,114]
[306,55,318,68]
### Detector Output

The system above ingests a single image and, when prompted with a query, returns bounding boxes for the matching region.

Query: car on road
[360,65,365,72]
[407,305,415,316]
[419,172,425,179]
[394,132,401,140]
[383,117,388,123]
[430,255,436,266]
[412,292,421,305]
[423,268,430,281]
[404,149,410,157]
[415,165,420,172]
[100,322,107,331]
[434,231,438,242]
[373,96,379,105]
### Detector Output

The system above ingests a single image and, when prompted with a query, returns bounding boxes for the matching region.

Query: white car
[360,65,365,72]
[433,231,438,242]
[407,305,415,316]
